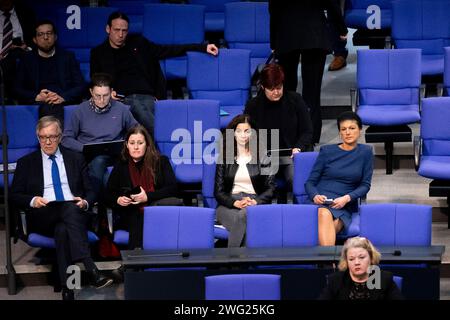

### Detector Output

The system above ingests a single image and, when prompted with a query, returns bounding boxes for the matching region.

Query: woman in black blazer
[214,114,276,248]
[319,237,404,300]
[106,125,179,249]
[268,0,348,143]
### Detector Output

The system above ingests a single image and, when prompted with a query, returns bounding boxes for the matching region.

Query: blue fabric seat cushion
[357,104,420,125]
[418,156,450,180]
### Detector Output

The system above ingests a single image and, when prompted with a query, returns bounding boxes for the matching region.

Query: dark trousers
[26,202,91,285]
[330,0,348,58]
[277,49,327,143]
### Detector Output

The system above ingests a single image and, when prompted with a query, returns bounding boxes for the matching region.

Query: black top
[214,160,276,209]
[38,55,60,93]
[318,270,404,300]
[244,91,313,152]
[105,155,178,209]
[90,34,207,99]
[268,0,348,54]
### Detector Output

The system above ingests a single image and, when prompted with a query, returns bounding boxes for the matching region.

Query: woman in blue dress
[305,112,373,245]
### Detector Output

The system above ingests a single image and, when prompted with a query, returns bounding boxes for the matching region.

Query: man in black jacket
[90,11,219,136]
[10,116,113,300]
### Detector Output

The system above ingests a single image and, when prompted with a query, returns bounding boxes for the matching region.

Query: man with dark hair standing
[90,11,219,136]
[11,116,113,300]
[14,20,86,126]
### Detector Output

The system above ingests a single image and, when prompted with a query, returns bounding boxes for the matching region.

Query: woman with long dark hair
[106,125,179,249]
[214,114,276,247]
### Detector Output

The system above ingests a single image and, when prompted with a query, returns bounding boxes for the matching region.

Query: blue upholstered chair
[444,47,450,96]
[205,274,281,300]
[391,0,450,76]
[189,0,240,33]
[143,206,215,249]
[246,204,318,248]
[154,99,220,185]
[354,48,422,174]
[414,97,450,228]
[55,7,118,82]
[187,49,251,128]
[359,203,432,246]
[0,105,39,188]
[224,2,270,75]
[202,159,230,241]
[292,152,361,240]
[344,0,392,48]
[143,3,205,81]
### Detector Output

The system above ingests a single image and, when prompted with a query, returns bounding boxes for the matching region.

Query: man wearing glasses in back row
[10,116,114,300]
[14,19,86,127]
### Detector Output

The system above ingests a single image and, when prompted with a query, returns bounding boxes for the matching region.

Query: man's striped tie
[1,12,12,59]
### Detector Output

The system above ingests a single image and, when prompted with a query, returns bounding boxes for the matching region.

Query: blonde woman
[319,237,403,300]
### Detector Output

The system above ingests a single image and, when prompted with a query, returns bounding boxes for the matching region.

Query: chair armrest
[350,88,358,112]
[437,83,444,97]
[419,84,426,113]
[384,36,392,49]
[414,135,422,171]
[358,195,367,205]
[20,210,28,236]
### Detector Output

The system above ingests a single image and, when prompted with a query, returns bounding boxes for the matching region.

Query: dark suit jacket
[12,2,36,47]
[13,48,86,104]
[269,0,348,54]
[105,155,178,210]
[214,161,276,208]
[90,34,206,100]
[244,90,313,152]
[318,270,404,300]
[10,146,96,210]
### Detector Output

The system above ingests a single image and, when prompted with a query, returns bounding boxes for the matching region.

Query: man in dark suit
[268,1,348,144]
[10,116,113,300]
[0,0,36,103]
[14,19,86,126]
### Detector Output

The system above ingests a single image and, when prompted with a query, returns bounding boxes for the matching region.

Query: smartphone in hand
[323,198,334,205]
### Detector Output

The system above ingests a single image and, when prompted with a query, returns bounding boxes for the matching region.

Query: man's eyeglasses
[38,135,60,143]
[36,31,55,38]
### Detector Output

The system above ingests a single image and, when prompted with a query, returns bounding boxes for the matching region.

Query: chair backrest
[55,7,118,81]
[359,203,432,246]
[420,97,450,157]
[154,99,220,167]
[292,151,319,204]
[143,206,215,249]
[0,105,39,163]
[344,0,392,29]
[187,49,251,107]
[224,2,270,75]
[357,49,421,107]
[393,275,403,292]
[205,274,281,300]
[445,47,450,94]
[63,105,79,126]
[189,0,240,32]
[202,159,218,209]
[143,4,205,45]
[246,204,318,248]
[392,0,450,55]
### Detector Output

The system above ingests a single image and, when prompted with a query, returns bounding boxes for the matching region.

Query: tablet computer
[83,140,124,161]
